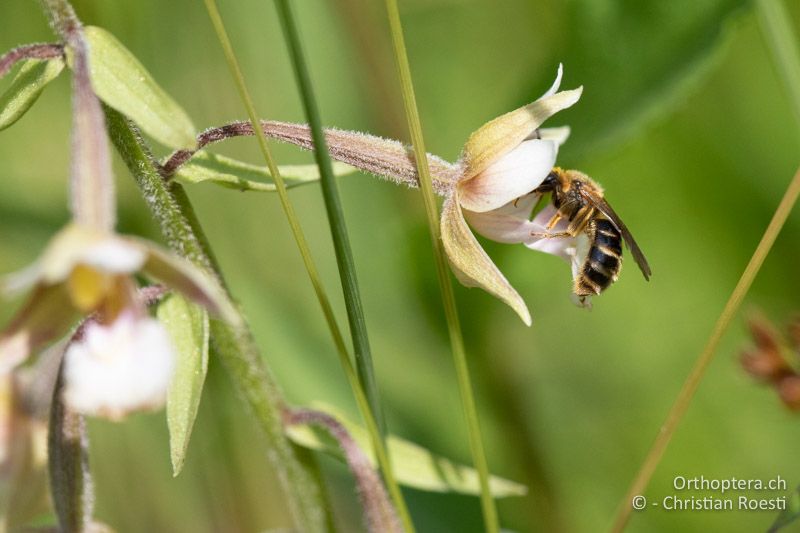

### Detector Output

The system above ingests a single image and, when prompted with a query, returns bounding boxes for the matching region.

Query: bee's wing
[579,189,652,280]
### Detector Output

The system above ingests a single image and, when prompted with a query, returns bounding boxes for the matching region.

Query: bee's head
[538,167,563,192]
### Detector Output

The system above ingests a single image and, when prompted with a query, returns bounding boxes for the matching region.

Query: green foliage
[558,0,753,158]
[158,294,210,476]
[79,26,196,149]
[173,150,356,192]
[287,402,527,498]
[3,1,800,532]
[0,58,63,131]
[768,485,800,532]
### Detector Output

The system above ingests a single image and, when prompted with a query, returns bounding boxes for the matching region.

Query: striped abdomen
[575,218,622,296]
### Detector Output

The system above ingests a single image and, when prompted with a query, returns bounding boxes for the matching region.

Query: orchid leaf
[158,294,209,476]
[0,58,64,131]
[79,26,196,149]
[286,402,527,498]
[173,150,358,192]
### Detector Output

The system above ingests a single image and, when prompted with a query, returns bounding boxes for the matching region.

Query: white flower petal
[81,238,147,274]
[460,81,582,181]
[38,224,145,284]
[463,194,539,244]
[459,139,557,213]
[63,313,175,419]
[541,63,563,98]
[524,205,579,261]
[538,126,571,146]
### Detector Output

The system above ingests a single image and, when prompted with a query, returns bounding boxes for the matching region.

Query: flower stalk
[41,0,115,231]
[200,1,414,529]
[382,1,499,531]
[48,352,93,532]
[284,407,402,533]
[0,43,64,78]
[104,107,330,532]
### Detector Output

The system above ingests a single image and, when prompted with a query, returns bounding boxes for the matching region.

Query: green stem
[201,2,413,529]
[48,360,93,532]
[272,0,386,438]
[756,0,800,128]
[382,2,499,532]
[611,7,800,528]
[41,0,115,231]
[105,107,329,533]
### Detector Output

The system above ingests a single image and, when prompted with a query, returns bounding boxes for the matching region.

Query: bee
[531,167,651,304]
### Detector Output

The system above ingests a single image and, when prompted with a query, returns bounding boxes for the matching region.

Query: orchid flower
[440,64,582,325]
[0,223,234,419]
[161,65,582,326]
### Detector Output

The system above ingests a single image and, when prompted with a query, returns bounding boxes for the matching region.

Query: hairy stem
[383,1,500,531]
[48,352,93,532]
[104,107,329,533]
[285,408,402,533]
[0,43,64,78]
[40,0,115,231]
[201,2,414,528]
[161,120,459,194]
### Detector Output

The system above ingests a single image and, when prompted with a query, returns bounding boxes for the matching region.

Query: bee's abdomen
[575,219,623,296]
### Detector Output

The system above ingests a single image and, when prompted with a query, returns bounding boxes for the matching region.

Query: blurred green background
[2,0,800,531]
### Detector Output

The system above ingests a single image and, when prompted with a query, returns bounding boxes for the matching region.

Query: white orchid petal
[465,210,539,244]
[458,139,557,213]
[81,239,147,274]
[464,195,539,244]
[541,63,563,98]
[491,193,539,217]
[63,313,175,420]
[440,191,531,326]
[461,81,582,180]
[538,126,571,146]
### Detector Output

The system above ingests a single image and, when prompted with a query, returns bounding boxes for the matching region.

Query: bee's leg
[545,211,563,229]
[567,206,594,235]
[530,231,572,239]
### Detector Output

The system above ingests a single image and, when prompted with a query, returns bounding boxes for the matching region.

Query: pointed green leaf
[158,294,209,476]
[286,402,527,498]
[79,26,196,149]
[0,58,64,131]
[173,150,357,192]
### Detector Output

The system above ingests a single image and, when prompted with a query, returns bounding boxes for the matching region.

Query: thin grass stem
[105,107,330,532]
[272,0,386,439]
[201,1,413,529]
[382,1,499,531]
[611,5,800,531]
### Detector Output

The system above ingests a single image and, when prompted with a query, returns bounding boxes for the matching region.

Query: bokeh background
[2,0,800,531]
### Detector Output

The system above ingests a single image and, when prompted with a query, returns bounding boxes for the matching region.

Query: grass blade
[612,3,800,531]
[273,0,386,441]
[201,1,414,529]
[382,1,499,531]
